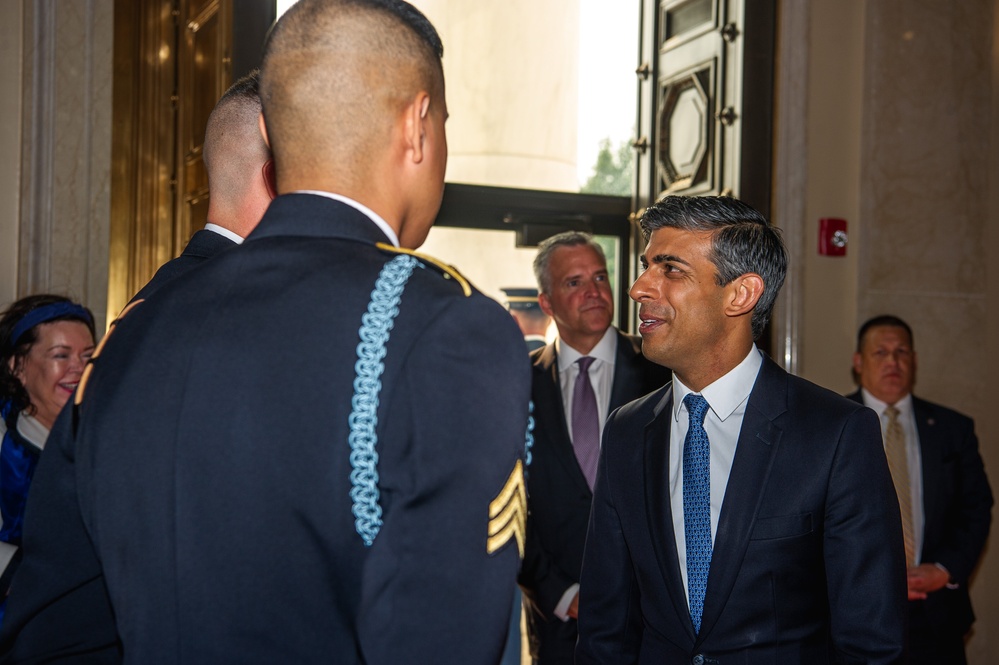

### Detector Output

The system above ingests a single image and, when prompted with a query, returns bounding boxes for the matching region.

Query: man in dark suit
[577,196,907,664]
[131,69,275,302]
[848,315,993,664]
[0,1,531,663]
[519,231,668,664]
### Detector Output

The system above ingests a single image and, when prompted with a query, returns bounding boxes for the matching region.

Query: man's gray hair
[533,231,607,295]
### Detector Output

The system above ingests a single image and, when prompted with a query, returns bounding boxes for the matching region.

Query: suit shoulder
[611,383,671,424]
[912,394,974,427]
[618,331,643,355]
[785,372,876,421]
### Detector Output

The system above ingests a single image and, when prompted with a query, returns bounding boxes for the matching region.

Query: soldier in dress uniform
[0,1,531,663]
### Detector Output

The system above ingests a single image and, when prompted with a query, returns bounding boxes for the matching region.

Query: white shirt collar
[860,388,914,418]
[290,190,399,247]
[16,412,50,450]
[672,345,763,423]
[555,326,617,372]
[203,223,244,245]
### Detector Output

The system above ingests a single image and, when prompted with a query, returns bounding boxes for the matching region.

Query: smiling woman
[0,294,95,617]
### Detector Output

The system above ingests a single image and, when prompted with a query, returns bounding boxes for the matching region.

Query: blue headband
[10,301,93,347]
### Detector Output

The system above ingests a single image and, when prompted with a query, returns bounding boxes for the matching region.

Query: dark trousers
[908,602,968,665]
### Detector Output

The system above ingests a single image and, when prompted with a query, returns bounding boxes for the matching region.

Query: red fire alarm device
[818,218,848,256]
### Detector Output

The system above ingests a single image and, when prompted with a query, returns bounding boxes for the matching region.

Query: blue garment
[0,400,43,625]
[0,401,41,547]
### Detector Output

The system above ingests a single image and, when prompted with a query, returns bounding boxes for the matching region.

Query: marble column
[16,0,114,331]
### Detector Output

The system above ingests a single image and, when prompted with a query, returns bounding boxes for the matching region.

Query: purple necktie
[572,356,600,489]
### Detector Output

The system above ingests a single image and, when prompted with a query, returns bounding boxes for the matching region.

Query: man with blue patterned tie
[576,195,907,664]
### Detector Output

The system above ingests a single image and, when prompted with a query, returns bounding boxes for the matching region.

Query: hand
[906,563,949,600]
[567,592,579,619]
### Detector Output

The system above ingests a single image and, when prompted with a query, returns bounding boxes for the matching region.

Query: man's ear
[538,292,554,318]
[258,112,270,148]
[404,92,432,165]
[725,273,764,318]
[261,159,277,199]
[852,352,863,377]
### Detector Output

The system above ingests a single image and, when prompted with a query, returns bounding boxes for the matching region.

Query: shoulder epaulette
[75,299,145,406]
[376,242,472,296]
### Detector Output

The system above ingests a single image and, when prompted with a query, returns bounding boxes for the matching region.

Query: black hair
[640,195,787,340]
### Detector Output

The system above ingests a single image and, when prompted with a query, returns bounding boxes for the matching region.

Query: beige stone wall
[2,1,114,330]
[0,2,23,308]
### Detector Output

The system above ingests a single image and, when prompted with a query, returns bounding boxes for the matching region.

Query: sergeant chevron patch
[487,459,527,558]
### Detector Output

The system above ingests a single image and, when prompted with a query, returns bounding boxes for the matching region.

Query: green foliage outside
[580,137,634,197]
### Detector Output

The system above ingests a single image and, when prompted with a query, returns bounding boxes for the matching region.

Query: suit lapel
[642,384,698,641]
[912,396,941,548]
[533,344,591,494]
[697,357,785,643]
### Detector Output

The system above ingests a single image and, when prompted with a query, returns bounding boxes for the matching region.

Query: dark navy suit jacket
[130,228,237,302]
[518,332,668,663]
[577,356,908,664]
[847,390,993,642]
[0,194,532,664]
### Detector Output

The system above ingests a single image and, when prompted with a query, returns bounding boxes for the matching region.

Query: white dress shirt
[552,326,618,620]
[555,326,618,443]
[669,346,763,600]
[860,389,924,564]
[203,223,245,245]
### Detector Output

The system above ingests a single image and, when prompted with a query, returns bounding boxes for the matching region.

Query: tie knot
[885,404,900,422]
[683,393,709,427]
[577,356,595,373]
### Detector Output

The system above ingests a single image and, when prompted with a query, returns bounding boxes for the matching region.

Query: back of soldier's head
[260,0,444,188]
[204,70,266,203]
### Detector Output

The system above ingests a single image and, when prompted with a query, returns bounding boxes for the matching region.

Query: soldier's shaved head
[260,0,445,194]
[204,70,274,238]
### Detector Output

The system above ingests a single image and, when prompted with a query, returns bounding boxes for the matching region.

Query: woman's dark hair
[0,294,96,413]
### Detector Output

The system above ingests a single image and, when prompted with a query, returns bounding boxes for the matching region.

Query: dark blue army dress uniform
[0,193,532,665]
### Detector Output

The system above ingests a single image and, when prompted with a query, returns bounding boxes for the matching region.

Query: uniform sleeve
[356,292,532,665]
[575,413,642,665]
[0,404,121,663]
[823,406,907,664]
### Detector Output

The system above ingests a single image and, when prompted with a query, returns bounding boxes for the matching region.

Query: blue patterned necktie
[682,393,712,634]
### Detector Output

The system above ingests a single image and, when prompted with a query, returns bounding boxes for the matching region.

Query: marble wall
[858,0,989,416]
[13,0,114,331]
[0,2,24,308]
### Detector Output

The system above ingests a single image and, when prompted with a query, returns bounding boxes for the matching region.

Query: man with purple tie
[519,231,667,664]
